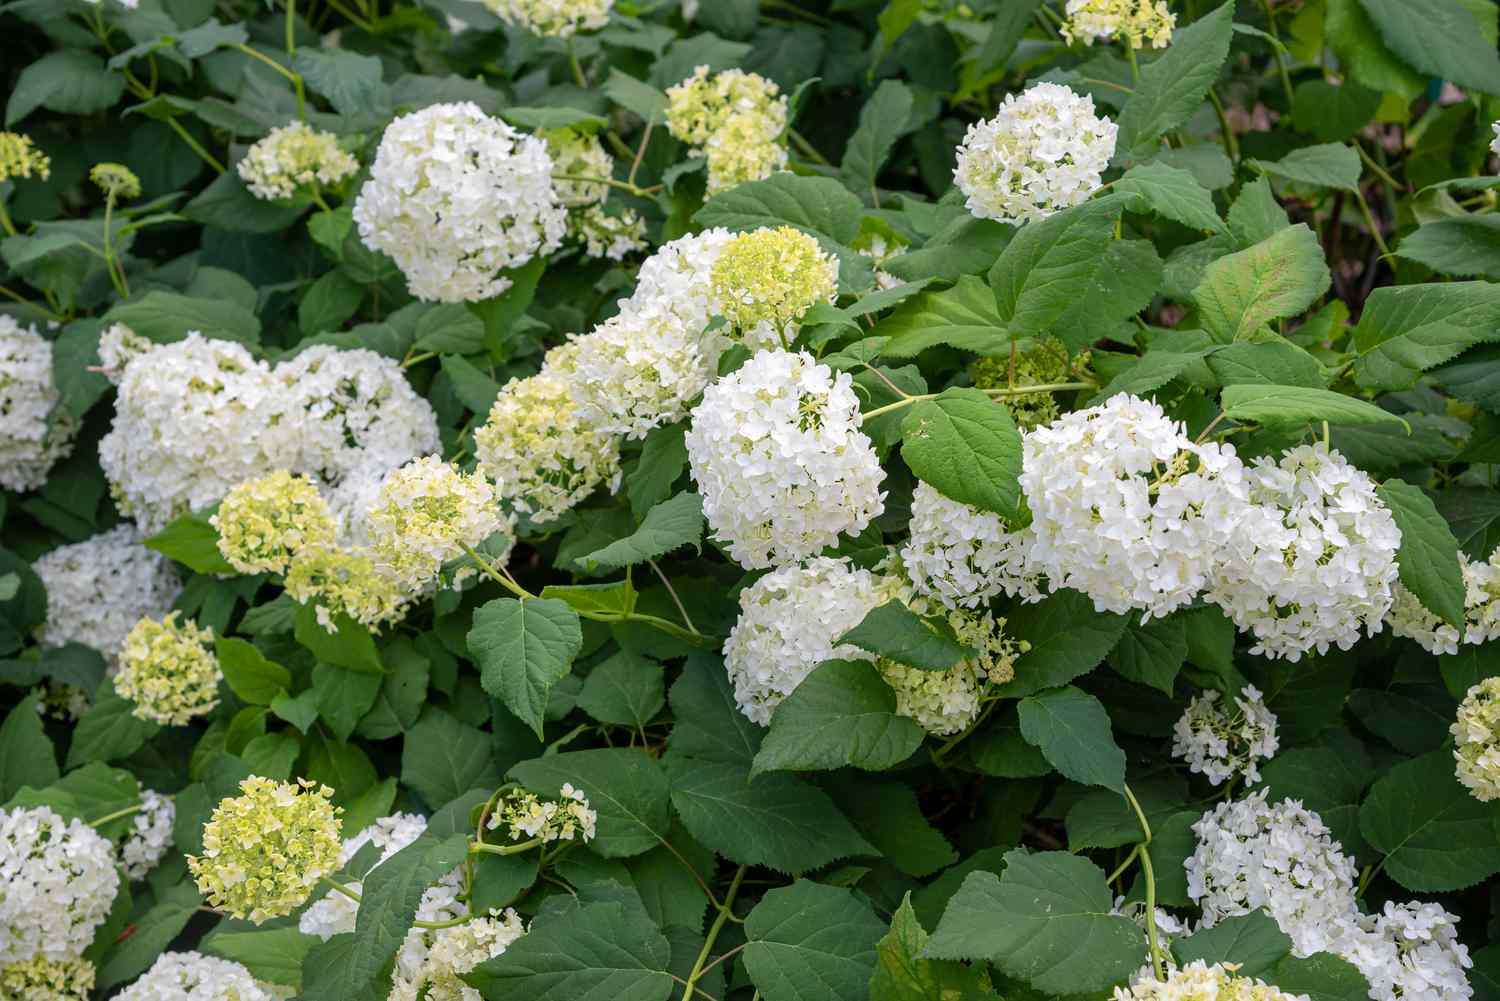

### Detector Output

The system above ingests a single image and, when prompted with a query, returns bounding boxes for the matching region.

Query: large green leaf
[7,50,125,125]
[991,591,1129,698]
[466,902,674,1001]
[1193,225,1331,343]
[1396,216,1500,280]
[0,694,57,801]
[1220,384,1407,431]
[1360,750,1500,891]
[842,79,915,203]
[743,880,886,1001]
[900,388,1023,521]
[1249,144,1362,193]
[1114,3,1235,155]
[1017,687,1126,792]
[574,492,704,573]
[754,660,925,775]
[1355,0,1500,95]
[873,276,1008,359]
[509,748,671,858]
[925,850,1146,994]
[870,894,997,1001]
[1171,912,1292,978]
[1377,479,1466,630]
[400,708,500,808]
[840,600,974,671]
[1352,282,1500,391]
[468,597,583,739]
[989,196,1124,340]
[1116,161,1225,233]
[215,637,292,706]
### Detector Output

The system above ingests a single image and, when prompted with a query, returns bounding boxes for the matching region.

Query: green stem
[166,117,226,174]
[788,129,831,166]
[566,39,588,88]
[1106,845,1142,885]
[682,866,746,1001]
[861,382,1097,423]
[1206,88,1240,163]
[0,200,16,237]
[89,802,145,827]
[102,195,130,299]
[1258,0,1295,106]
[1124,43,1140,84]
[468,836,544,857]
[1124,784,1165,981]
[1355,142,1402,193]
[234,44,306,121]
[322,0,374,29]
[1353,188,1392,258]
[552,173,660,198]
[0,284,62,321]
[286,0,297,57]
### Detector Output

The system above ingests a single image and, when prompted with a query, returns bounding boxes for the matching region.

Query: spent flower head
[969,337,1078,430]
[115,611,221,726]
[237,121,357,201]
[709,227,838,350]
[211,470,337,575]
[187,777,342,924]
[90,162,141,199]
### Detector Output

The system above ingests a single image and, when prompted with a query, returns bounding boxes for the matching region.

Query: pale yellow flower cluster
[709,227,838,350]
[114,611,221,726]
[1062,0,1176,49]
[237,121,358,201]
[0,132,50,183]
[367,456,511,592]
[284,544,411,633]
[1454,677,1500,802]
[666,65,788,193]
[1114,961,1305,1001]
[187,777,343,924]
[486,784,597,844]
[0,954,95,1001]
[212,470,337,575]
[541,127,647,260]
[89,162,141,199]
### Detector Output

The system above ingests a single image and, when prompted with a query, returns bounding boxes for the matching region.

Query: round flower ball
[187,777,342,924]
[709,226,839,351]
[116,951,276,1001]
[1453,677,1500,802]
[0,806,121,964]
[954,81,1117,225]
[237,120,357,201]
[0,314,78,493]
[1170,685,1279,786]
[1113,960,1306,1001]
[367,455,512,591]
[33,523,181,662]
[1062,0,1176,49]
[481,0,613,37]
[900,481,1042,609]
[0,954,95,1001]
[353,102,565,303]
[114,611,221,726]
[211,470,337,575]
[685,349,885,570]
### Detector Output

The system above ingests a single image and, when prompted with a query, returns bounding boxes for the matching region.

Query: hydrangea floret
[237,121,358,201]
[187,777,343,924]
[0,314,78,492]
[211,470,337,575]
[121,789,175,881]
[115,951,277,1001]
[0,131,50,182]
[900,481,1042,609]
[666,66,788,192]
[367,455,512,591]
[33,524,181,661]
[1453,677,1500,802]
[0,954,96,1001]
[1171,685,1279,786]
[480,0,612,37]
[1063,0,1177,48]
[486,784,598,843]
[114,611,221,726]
[708,226,838,350]
[284,544,411,632]
[1112,960,1308,1001]
[0,806,121,964]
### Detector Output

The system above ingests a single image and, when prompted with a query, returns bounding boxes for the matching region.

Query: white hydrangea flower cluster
[0,806,121,964]
[237,121,357,201]
[480,0,612,37]
[486,784,598,844]
[666,66,789,193]
[115,951,275,1001]
[954,82,1117,225]
[299,812,430,940]
[632,228,737,332]
[723,557,881,725]
[367,456,512,591]
[121,789,174,880]
[390,875,525,1001]
[100,335,439,535]
[1330,901,1473,1001]
[353,102,565,303]
[1452,677,1500,802]
[1021,393,1248,620]
[1171,686,1279,786]
[1491,121,1500,160]
[569,205,648,260]
[0,314,78,492]
[685,349,885,570]
[1112,960,1308,1001]
[96,321,155,383]
[34,523,181,662]
[541,127,647,260]
[900,481,1042,609]
[1205,443,1400,661]
[1389,549,1500,654]
[1063,0,1176,49]
[1185,790,1358,957]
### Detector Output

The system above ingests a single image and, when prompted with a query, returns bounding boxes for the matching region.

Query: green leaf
[695,172,862,246]
[603,69,669,120]
[1193,225,1331,343]
[294,603,383,674]
[66,682,160,769]
[1272,952,1375,1001]
[1017,686,1126,792]
[400,709,500,809]
[990,196,1124,339]
[500,106,609,131]
[827,779,958,879]
[95,881,201,988]
[1108,614,1188,695]
[1438,344,1500,411]
[313,662,382,742]
[1206,341,1326,389]
[666,653,764,767]
[900,387,1023,521]
[293,48,386,116]
[1290,80,1383,142]
[992,591,1129,698]
[840,600,975,670]
[1377,479,1466,630]
[744,880,886,1001]
[1256,746,1373,858]
[925,850,1146,994]
[440,354,502,414]
[1325,0,1425,99]
[1249,143,1362,193]
[200,927,314,991]
[0,694,57,800]
[1396,216,1500,280]
[1116,161,1225,233]
[753,660,925,775]
[7,50,125,125]
[1114,2,1234,155]
[183,171,307,234]
[510,748,671,858]
[870,894,997,1001]
[968,704,1053,778]
[1171,912,1292,978]
[298,270,364,334]
[842,80,914,202]
[468,597,583,739]
[412,303,487,354]
[665,756,874,874]
[1352,282,1500,391]
[214,637,292,706]
[578,650,665,729]
[1360,749,1500,891]
[104,290,261,346]
[627,424,688,518]
[574,492,704,572]
[873,276,1007,359]
[1355,0,1500,95]
[1220,384,1407,431]
[145,512,236,574]
[465,902,674,1001]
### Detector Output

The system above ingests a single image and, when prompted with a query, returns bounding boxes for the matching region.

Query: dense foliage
[5,0,1500,999]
